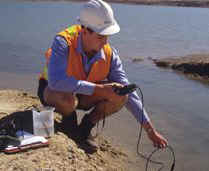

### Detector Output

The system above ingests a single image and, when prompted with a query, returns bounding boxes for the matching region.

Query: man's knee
[98,95,128,115]
[44,87,78,115]
[77,94,104,111]
[78,92,128,113]
[111,94,128,112]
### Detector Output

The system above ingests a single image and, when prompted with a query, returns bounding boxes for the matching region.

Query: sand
[0,89,134,171]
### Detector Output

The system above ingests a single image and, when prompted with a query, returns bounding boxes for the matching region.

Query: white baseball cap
[78,0,120,35]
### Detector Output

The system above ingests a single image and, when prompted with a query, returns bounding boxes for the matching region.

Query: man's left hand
[147,129,168,149]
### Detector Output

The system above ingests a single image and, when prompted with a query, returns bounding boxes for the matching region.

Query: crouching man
[38,0,168,153]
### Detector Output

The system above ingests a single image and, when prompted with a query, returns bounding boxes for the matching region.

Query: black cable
[136,85,176,171]
[113,84,176,171]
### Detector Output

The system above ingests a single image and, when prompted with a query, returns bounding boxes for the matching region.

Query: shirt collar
[76,33,106,61]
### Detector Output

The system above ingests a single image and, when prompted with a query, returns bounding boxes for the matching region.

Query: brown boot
[78,114,98,153]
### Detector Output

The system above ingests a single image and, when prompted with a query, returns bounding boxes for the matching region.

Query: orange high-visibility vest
[39,25,112,83]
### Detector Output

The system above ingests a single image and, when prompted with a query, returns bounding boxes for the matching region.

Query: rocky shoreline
[152,54,209,83]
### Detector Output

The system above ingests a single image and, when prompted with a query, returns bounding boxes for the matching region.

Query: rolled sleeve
[75,80,95,95]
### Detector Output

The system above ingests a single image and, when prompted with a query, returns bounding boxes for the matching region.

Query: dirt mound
[0,89,129,171]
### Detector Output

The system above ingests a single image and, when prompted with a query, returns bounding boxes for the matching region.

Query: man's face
[83,28,109,56]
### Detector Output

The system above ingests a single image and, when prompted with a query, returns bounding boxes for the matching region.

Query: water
[0,1,209,170]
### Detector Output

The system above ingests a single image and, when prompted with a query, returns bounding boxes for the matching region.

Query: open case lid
[4,131,49,154]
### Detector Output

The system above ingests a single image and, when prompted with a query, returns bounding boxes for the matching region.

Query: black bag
[0,110,33,150]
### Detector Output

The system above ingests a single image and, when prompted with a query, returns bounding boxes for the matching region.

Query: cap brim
[96,22,120,35]
[77,17,120,36]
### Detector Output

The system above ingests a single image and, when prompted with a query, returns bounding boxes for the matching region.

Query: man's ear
[82,28,88,35]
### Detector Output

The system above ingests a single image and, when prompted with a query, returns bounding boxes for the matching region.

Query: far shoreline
[108,0,209,8]
[23,0,209,8]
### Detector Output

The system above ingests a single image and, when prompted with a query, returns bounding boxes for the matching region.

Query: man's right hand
[94,82,125,102]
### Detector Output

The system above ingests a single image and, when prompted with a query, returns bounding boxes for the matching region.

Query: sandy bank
[0,89,132,171]
[152,54,209,83]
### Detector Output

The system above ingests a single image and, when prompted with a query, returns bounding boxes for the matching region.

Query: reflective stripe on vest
[39,48,52,80]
